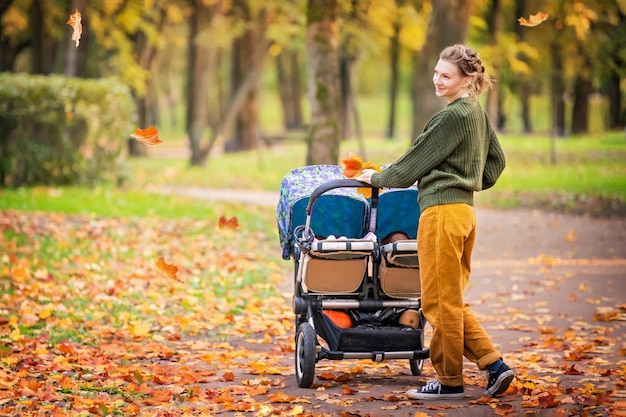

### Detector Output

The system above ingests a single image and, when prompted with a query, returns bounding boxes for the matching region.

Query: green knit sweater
[371,97,506,211]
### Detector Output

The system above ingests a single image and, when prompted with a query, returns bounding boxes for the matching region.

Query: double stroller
[277,165,429,388]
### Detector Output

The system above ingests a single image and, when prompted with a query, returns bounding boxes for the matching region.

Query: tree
[485,0,504,130]
[187,0,217,166]
[386,3,402,140]
[275,48,304,131]
[305,0,341,165]
[411,0,474,137]
[226,0,264,152]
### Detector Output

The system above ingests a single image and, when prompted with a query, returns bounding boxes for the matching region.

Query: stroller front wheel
[295,322,316,388]
[410,358,424,375]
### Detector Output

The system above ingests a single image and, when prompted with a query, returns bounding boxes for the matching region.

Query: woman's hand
[356,169,376,184]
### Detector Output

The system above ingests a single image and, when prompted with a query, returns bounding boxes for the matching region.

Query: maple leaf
[155,256,182,282]
[218,215,239,230]
[342,152,364,178]
[341,152,381,197]
[518,12,549,27]
[66,9,82,48]
[130,126,163,147]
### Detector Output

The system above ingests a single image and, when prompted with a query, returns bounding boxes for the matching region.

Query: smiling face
[433,59,471,103]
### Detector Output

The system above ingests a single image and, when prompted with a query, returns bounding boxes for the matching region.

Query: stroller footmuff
[277,165,429,388]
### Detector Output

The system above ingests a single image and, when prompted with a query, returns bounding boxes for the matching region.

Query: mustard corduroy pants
[417,203,501,387]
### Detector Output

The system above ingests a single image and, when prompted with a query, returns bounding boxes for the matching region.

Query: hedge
[0,73,136,187]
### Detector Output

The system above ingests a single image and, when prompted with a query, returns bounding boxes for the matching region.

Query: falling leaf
[66,9,82,47]
[518,12,549,27]
[155,256,182,282]
[218,215,239,230]
[130,126,163,147]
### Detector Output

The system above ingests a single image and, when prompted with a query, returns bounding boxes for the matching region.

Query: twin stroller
[277,165,429,388]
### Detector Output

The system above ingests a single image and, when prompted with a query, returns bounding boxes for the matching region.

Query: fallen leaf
[155,256,182,282]
[518,12,549,27]
[218,215,239,230]
[66,9,82,47]
[130,126,163,147]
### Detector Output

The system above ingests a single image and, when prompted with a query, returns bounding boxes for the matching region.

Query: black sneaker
[407,379,464,400]
[484,362,514,396]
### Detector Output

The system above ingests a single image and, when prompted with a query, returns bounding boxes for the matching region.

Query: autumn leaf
[155,256,182,282]
[218,215,239,230]
[518,12,549,27]
[341,152,381,197]
[342,152,364,178]
[66,9,82,48]
[130,126,163,147]
[341,152,380,178]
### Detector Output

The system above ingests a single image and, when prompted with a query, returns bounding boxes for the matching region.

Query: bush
[0,73,136,187]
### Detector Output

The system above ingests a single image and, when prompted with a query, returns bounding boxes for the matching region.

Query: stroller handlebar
[306,179,378,215]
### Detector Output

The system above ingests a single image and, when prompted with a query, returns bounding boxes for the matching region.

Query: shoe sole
[484,370,515,396]
[407,390,465,400]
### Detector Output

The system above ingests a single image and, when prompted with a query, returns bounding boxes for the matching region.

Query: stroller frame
[278,166,429,388]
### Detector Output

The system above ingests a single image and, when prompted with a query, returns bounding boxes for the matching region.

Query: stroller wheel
[410,358,424,376]
[295,322,316,388]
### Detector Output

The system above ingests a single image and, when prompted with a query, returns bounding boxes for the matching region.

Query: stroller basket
[277,165,428,388]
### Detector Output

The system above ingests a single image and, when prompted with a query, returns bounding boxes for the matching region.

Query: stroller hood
[276,165,369,259]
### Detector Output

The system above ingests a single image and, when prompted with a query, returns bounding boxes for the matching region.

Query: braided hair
[439,44,492,96]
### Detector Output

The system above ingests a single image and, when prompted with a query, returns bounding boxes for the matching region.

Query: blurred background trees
[0,0,624,167]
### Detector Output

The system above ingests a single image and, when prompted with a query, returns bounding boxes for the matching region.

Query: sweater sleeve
[481,124,506,190]
[370,109,463,189]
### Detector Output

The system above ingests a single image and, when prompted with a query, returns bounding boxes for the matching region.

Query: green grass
[1,128,625,218]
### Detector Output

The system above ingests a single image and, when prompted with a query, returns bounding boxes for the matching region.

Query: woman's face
[433,59,470,103]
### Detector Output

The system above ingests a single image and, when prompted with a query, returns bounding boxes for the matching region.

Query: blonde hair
[439,44,492,96]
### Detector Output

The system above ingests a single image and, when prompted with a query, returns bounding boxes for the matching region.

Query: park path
[161,185,626,416]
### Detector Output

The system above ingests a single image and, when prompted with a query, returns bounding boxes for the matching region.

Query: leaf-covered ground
[1,209,625,416]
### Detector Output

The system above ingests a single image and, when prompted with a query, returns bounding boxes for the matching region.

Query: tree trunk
[0,0,23,72]
[515,0,532,133]
[606,71,622,130]
[30,0,45,74]
[276,49,304,130]
[411,0,474,138]
[485,0,502,130]
[386,14,401,140]
[305,0,341,165]
[550,40,566,139]
[187,0,215,166]
[571,60,592,135]
[128,7,168,157]
[227,0,262,153]
[64,0,88,77]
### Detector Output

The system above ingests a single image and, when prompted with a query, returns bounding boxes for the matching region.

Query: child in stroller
[277,164,428,388]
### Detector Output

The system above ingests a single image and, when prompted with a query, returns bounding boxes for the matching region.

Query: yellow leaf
[9,327,23,341]
[66,9,83,47]
[131,320,151,336]
[518,12,549,27]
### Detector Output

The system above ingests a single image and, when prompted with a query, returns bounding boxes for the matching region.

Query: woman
[357,44,513,399]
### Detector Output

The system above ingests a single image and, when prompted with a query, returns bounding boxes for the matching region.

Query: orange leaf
[342,386,358,395]
[66,9,82,48]
[341,152,363,178]
[218,215,239,230]
[155,256,182,282]
[130,126,163,147]
[518,12,549,27]
[222,371,235,382]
